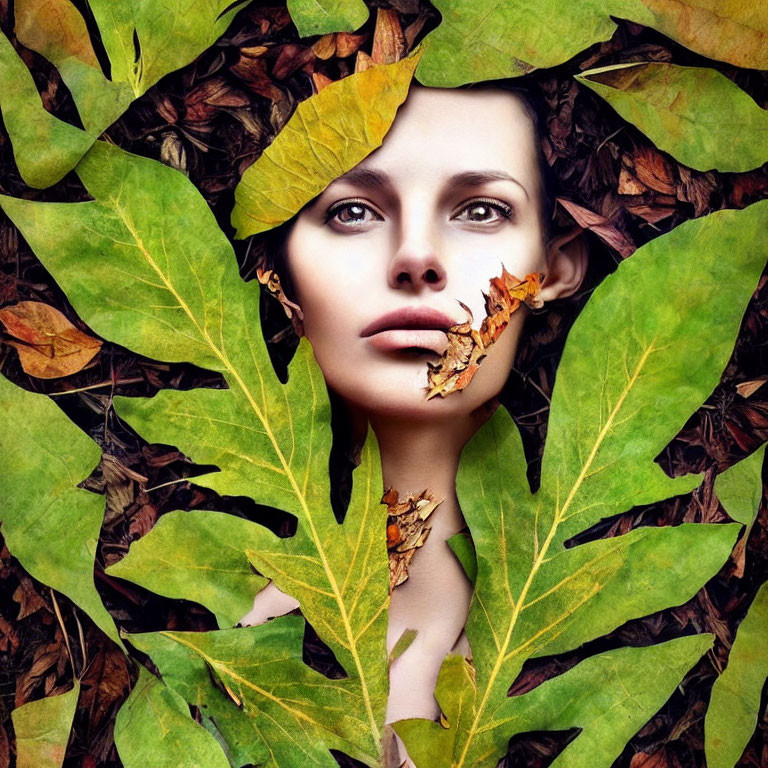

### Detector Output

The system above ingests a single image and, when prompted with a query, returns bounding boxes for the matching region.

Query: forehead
[348,86,541,191]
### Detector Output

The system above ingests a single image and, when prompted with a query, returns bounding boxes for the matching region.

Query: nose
[387,223,447,292]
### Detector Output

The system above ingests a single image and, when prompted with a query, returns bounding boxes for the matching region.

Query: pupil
[347,204,365,220]
[470,205,489,221]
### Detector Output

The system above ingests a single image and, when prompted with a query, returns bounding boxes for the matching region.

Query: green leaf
[447,530,477,584]
[397,635,713,768]
[706,582,768,768]
[105,509,269,629]
[12,683,80,768]
[2,0,251,187]
[231,51,422,237]
[14,0,133,136]
[396,201,768,766]
[0,376,121,648]
[0,140,390,763]
[114,666,231,768]
[415,1,768,87]
[287,0,369,37]
[715,442,766,526]
[130,616,376,766]
[576,63,768,173]
[0,31,94,187]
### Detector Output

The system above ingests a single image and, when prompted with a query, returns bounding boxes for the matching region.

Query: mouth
[360,307,456,354]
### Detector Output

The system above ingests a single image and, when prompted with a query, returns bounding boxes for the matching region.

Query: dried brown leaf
[425,268,543,400]
[0,301,101,378]
[556,197,635,258]
[371,8,405,64]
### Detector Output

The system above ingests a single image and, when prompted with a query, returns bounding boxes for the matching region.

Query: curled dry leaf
[0,301,101,379]
[371,8,406,65]
[383,487,443,590]
[425,268,544,400]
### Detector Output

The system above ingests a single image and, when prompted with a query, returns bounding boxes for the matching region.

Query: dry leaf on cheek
[424,268,544,399]
[382,486,443,591]
[0,300,102,378]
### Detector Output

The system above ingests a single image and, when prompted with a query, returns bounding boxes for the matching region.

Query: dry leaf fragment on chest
[382,486,443,590]
[0,301,102,378]
[425,268,544,399]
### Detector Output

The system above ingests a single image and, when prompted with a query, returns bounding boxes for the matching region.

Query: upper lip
[360,307,458,337]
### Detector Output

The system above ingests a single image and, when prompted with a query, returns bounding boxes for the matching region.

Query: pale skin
[240,86,588,765]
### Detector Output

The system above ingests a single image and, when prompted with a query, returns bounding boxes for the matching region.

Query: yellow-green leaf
[287,0,369,37]
[114,666,231,768]
[0,376,121,647]
[706,582,768,768]
[415,1,768,87]
[0,31,94,187]
[231,50,422,237]
[0,140,390,764]
[106,509,269,628]
[715,443,766,527]
[576,62,768,173]
[12,683,80,768]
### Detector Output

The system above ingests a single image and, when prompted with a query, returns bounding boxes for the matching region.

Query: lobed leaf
[231,51,422,237]
[396,200,768,766]
[576,62,768,173]
[0,376,120,647]
[0,140,391,762]
[114,666,231,768]
[397,635,713,768]
[12,683,80,768]
[105,509,269,629]
[131,615,377,766]
[287,0,369,37]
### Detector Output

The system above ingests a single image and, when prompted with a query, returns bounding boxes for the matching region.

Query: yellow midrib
[455,340,657,767]
[116,204,382,747]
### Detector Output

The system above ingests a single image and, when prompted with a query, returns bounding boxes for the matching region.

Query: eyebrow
[331,167,530,200]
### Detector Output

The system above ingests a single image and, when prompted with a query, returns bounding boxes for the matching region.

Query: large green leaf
[114,666,231,768]
[131,615,383,766]
[576,63,768,173]
[2,0,252,187]
[394,200,768,766]
[0,376,120,647]
[705,582,768,768]
[106,509,269,629]
[231,51,422,237]
[287,0,369,37]
[12,683,80,768]
[416,1,768,87]
[398,635,713,768]
[0,140,390,764]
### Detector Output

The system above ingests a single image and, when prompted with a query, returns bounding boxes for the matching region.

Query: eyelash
[323,197,515,226]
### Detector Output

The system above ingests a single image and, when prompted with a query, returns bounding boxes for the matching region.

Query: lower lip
[366,329,448,354]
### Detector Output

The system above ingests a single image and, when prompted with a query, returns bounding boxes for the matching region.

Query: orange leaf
[0,301,101,379]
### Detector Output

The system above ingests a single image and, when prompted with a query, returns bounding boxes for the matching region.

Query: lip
[360,307,457,338]
[361,307,458,355]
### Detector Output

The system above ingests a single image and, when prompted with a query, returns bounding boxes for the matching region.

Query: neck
[369,413,479,538]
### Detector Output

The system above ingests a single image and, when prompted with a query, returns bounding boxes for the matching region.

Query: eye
[454,198,514,225]
[324,199,383,229]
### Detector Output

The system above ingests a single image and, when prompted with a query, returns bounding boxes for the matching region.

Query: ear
[539,227,588,302]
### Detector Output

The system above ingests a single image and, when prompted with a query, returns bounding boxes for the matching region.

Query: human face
[284,87,549,422]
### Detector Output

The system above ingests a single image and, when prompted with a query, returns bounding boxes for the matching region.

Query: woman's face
[284,86,561,422]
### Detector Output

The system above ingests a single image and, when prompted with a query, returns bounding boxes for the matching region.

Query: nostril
[424,268,439,283]
[396,272,412,284]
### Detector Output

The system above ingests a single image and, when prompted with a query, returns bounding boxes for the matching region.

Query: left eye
[325,201,381,227]
[454,200,514,224]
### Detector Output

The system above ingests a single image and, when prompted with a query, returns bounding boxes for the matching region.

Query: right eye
[324,200,383,229]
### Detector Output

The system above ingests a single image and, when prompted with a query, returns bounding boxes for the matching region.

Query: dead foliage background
[0,1,767,766]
